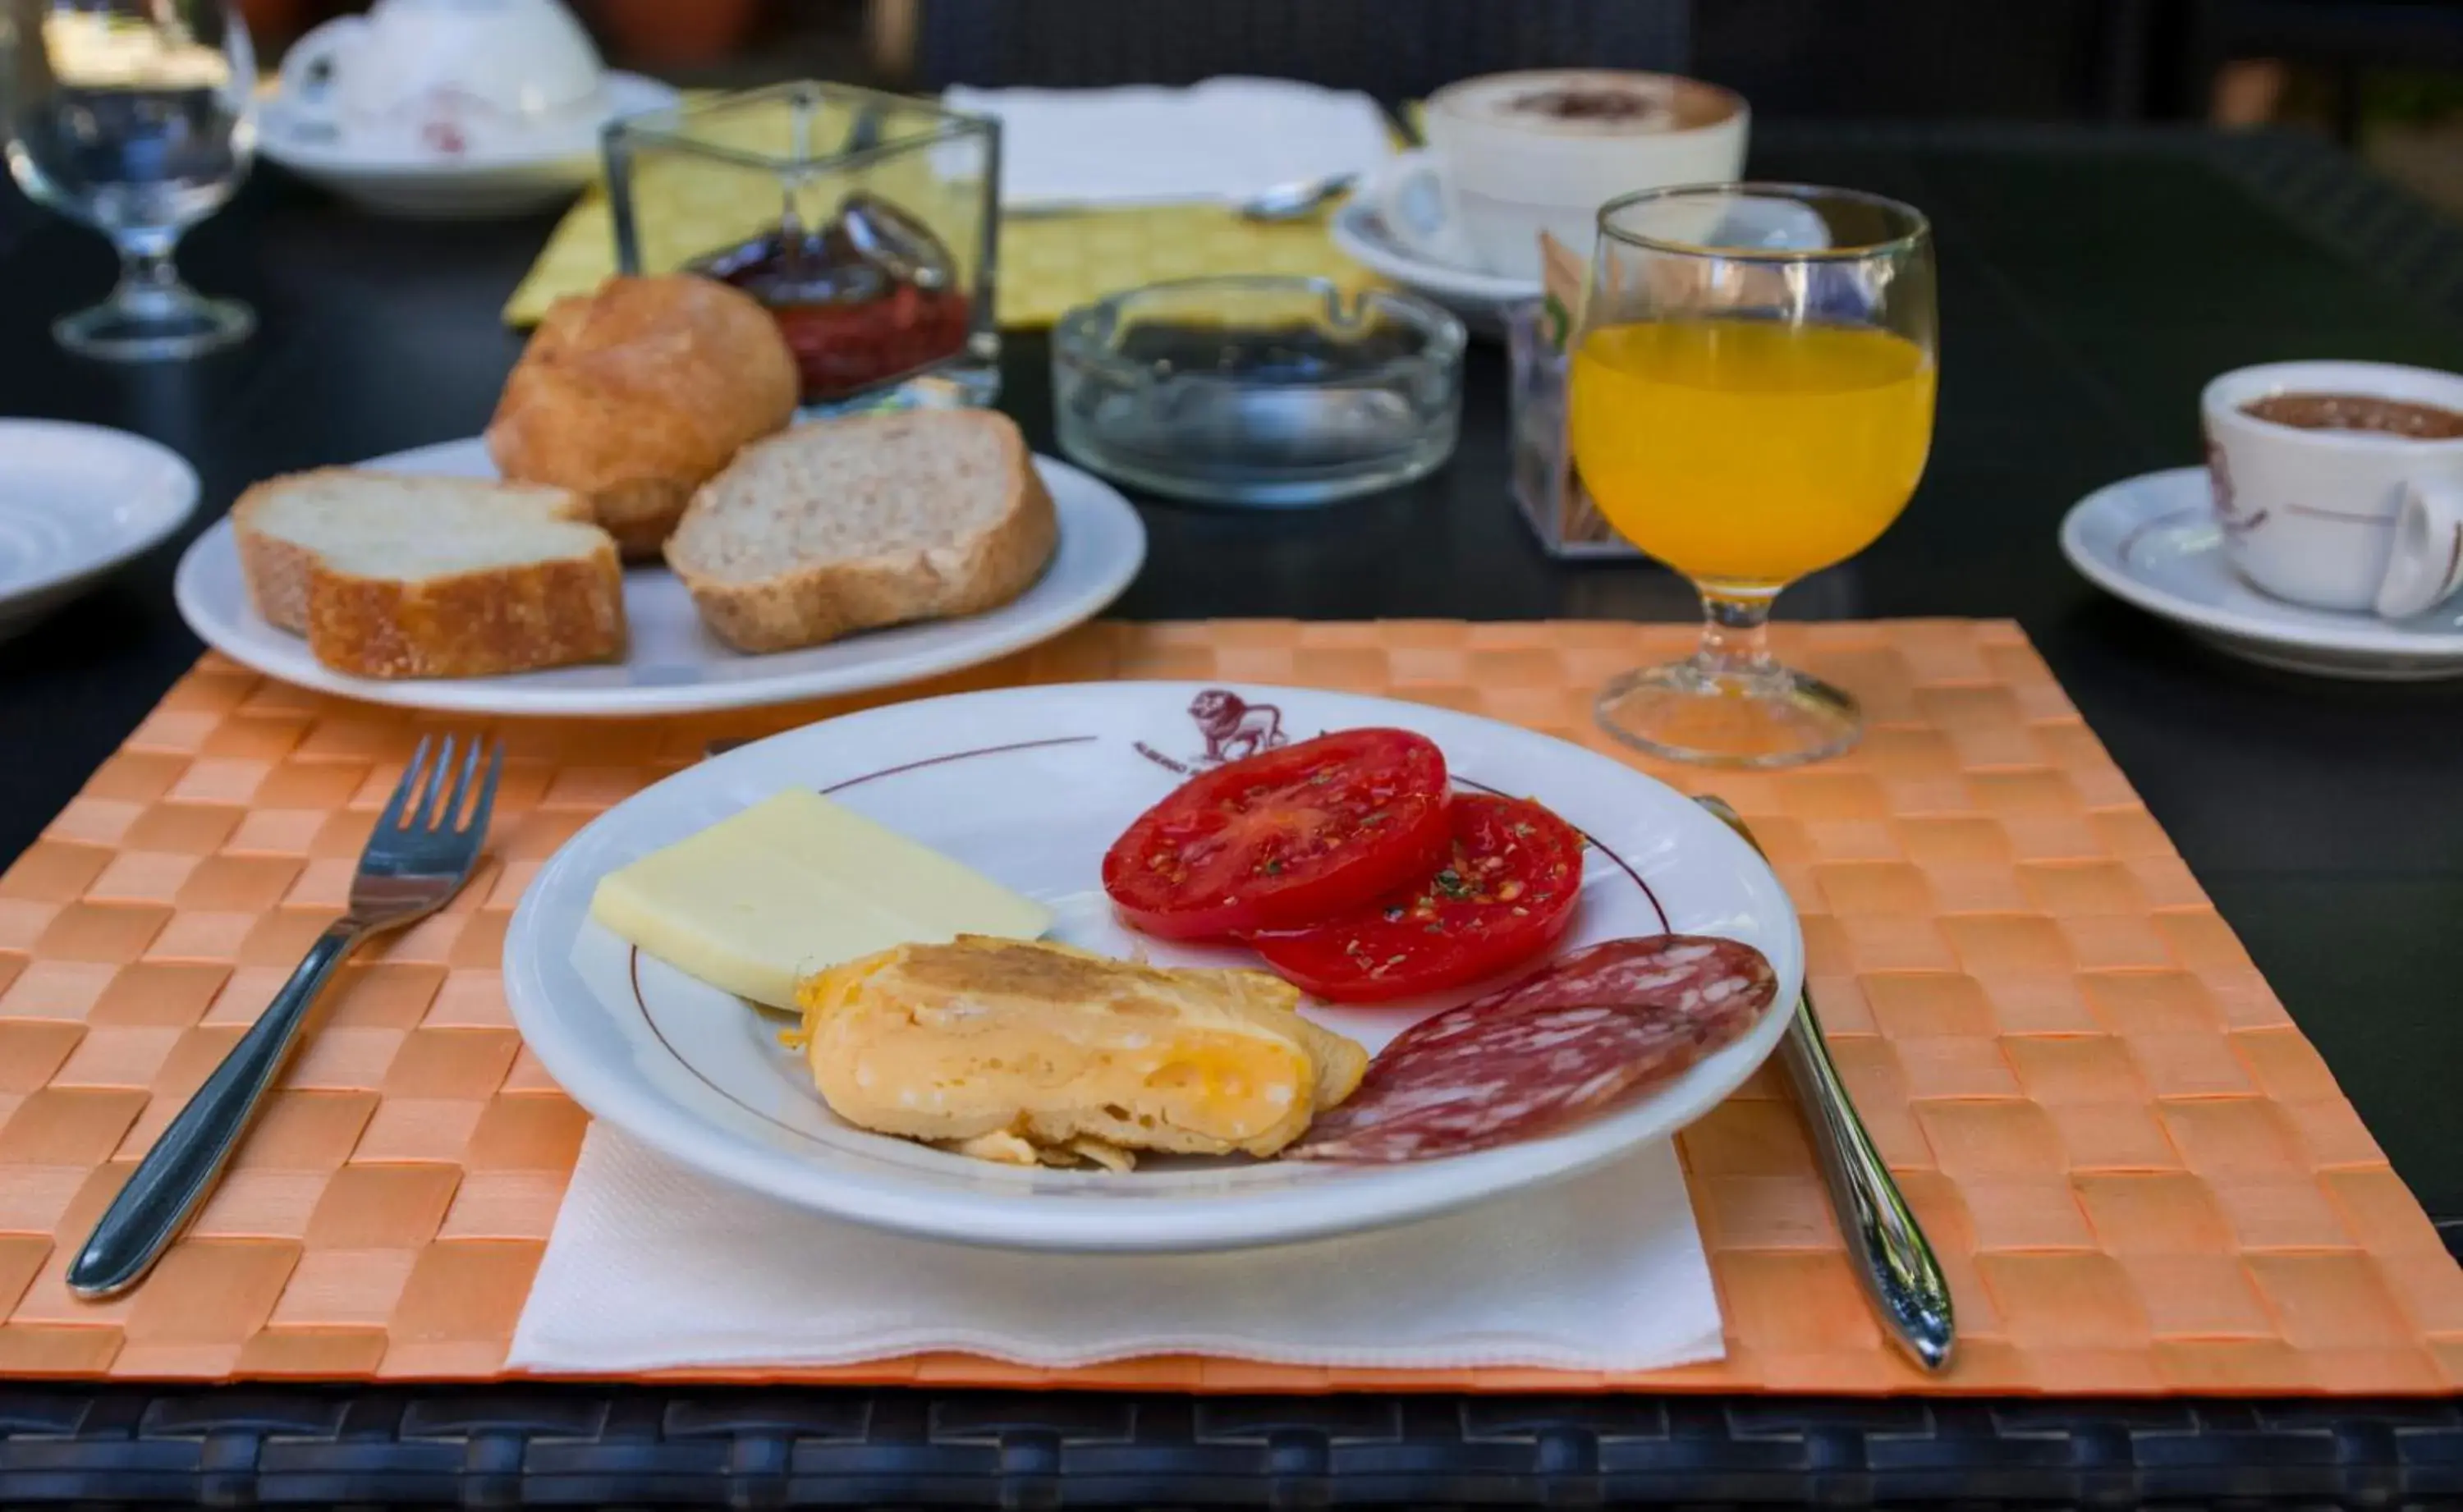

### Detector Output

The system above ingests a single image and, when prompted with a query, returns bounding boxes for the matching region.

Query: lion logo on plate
[1135,690,1291,776]
[1189,690,1285,763]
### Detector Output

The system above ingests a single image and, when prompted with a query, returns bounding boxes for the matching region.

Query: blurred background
[213,0,2463,219]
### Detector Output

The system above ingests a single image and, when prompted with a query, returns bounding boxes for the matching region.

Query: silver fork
[1696,794,1956,1372]
[69,735,504,1299]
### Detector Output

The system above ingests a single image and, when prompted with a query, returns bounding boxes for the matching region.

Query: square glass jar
[603,81,1000,414]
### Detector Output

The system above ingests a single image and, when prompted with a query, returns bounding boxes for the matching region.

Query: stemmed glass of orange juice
[1568,183,1936,766]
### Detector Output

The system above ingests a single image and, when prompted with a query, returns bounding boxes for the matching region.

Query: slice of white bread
[232,469,626,679]
[663,411,1058,653]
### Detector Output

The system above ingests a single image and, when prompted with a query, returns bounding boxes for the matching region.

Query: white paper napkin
[508,1125,1727,1374]
[941,76,1394,210]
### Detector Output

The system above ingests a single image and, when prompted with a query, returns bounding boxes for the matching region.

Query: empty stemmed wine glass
[2,0,258,360]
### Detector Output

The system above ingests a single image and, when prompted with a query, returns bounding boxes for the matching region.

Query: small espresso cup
[2201,360,2463,619]
[1368,70,1747,282]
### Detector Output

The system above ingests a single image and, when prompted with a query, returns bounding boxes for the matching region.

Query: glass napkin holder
[1505,296,1642,560]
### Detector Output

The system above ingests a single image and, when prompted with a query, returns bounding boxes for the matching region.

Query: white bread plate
[173,435,1147,716]
[502,681,1801,1252]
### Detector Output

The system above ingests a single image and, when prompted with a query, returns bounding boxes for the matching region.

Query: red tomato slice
[1246,793,1585,1003]
[1103,728,1452,940]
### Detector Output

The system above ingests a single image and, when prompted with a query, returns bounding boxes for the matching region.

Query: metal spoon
[1236,172,1356,222]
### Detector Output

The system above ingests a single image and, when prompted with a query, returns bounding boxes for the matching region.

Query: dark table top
[1,123,2461,1505]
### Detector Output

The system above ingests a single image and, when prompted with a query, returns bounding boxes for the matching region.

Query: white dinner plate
[173,437,1148,716]
[0,421,198,641]
[2061,466,2463,680]
[502,682,1802,1252]
[258,72,678,219]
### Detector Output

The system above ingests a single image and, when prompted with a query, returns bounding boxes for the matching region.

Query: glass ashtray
[1052,277,1465,507]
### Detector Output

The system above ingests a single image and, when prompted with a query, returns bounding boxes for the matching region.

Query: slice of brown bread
[663,411,1058,653]
[232,469,626,679]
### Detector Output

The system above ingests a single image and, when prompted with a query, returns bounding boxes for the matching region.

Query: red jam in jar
[691,193,973,404]
[764,282,972,401]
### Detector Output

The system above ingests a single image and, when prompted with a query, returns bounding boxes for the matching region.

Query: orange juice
[1567,318,1935,585]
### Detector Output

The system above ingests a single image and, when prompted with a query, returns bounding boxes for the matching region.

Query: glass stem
[112,231,185,308]
[1695,586,1779,683]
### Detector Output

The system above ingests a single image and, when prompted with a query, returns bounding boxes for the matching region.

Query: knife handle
[1777,997,1956,1371]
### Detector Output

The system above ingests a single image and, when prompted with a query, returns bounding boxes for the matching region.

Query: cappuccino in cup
[1368,70,1748,282]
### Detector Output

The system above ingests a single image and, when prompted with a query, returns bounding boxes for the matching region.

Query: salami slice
[1289,934,1777,1163]
[1459,936,1777,1023]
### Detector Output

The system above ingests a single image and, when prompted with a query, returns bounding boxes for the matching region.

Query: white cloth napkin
[508,1125,1727,1374]
[941,76,1394,210]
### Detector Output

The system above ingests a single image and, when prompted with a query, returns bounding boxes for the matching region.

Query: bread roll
[487,274,799,559]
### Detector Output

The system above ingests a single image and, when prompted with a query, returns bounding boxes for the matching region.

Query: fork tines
[380,733,506,836]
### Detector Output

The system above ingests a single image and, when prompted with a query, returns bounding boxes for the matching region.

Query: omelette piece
[942,1129,1137,1172]
[796,936,1369,1167]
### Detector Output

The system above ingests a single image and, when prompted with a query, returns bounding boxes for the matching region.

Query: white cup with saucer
[275,0,604,154]
[2201,360,2463,620]
[1365,70,1749,284]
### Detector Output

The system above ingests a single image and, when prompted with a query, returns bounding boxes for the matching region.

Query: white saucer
[2061,466,2463,680]
[257,72,677,219]
[0,421,198,641]
[1328,165,1539,335]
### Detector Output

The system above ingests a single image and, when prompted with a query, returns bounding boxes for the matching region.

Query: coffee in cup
[1366,70,1748,283]
[2238,392,2463,441]
[2203,360,2463,619]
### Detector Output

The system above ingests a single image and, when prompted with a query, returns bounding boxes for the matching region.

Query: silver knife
[1696,795,1956,1372]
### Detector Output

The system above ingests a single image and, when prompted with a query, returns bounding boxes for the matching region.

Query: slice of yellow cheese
[588,790,1053,1010]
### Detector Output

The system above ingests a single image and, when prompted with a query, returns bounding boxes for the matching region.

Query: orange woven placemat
[0,620,2456,1394]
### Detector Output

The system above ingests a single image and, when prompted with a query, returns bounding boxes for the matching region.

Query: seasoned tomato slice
[1246,793,1585,1003]
[1102,728,1452,940]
